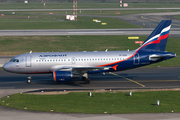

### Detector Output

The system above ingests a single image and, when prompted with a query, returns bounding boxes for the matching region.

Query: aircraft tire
[82,77,86,81]
[27,76,31,83]
[27,79,31,83]
[84,79,90,84]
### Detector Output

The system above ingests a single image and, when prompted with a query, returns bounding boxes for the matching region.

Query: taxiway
[0,66,180,90]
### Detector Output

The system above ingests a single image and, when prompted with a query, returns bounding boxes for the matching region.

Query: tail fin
[137,20,172,52]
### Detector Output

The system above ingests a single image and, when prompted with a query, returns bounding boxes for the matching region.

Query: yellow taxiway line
[110,72,145,87]
[141,16,180,27]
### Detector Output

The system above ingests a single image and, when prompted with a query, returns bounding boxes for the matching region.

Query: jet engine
[53,71,79,82]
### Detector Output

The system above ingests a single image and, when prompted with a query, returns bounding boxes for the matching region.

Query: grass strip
[0,16,141,29]
[1,90,180,113]
[0,10,179,29]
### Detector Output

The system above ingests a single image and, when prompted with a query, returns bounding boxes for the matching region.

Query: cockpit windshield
[10,59,19,62]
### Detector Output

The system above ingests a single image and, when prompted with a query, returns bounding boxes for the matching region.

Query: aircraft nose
[3,63,12,72]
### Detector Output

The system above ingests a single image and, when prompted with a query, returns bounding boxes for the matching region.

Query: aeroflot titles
[39,54,67,57]
[39,54,127,58]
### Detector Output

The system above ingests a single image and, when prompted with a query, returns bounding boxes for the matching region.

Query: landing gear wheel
[82,77,86,81]
[84,79,90,84]
[27,76,31,83]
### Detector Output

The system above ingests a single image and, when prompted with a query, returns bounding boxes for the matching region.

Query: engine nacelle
[53,71,72,82]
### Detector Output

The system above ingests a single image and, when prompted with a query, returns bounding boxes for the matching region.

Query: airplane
[3,20,176,84]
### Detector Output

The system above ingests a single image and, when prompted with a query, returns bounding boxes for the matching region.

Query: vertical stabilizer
[137,20,172,52]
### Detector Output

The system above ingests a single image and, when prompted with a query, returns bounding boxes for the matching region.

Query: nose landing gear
[27,76,31,83]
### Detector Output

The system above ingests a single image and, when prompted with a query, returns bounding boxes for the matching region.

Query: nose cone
[3,63,12,72]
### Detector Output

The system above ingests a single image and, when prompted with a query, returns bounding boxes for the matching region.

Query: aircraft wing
[50,65,111,74]
[71,66,110,74]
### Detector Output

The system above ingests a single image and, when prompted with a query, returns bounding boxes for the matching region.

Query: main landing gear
[27,75,31,83]
[82,73,90,84]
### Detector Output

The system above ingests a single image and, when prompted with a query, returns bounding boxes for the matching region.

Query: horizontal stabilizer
[149,53,176,61]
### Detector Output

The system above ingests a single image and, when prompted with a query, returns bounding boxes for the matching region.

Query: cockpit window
[10,59,19,62]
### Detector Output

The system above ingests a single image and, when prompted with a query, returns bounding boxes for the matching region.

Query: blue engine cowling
[53,71,72,82]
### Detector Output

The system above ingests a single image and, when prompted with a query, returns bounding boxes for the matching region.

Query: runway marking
[136,80,178,83]
[141,16,160,22]
[68,32,124,34]
[141,16,180,27]
[110,72,145,87]
[93,80,179,83]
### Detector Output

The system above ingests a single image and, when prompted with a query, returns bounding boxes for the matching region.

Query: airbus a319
[3,20,176,84]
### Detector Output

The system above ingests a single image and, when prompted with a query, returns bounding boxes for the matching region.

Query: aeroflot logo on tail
[39,54,67,57]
